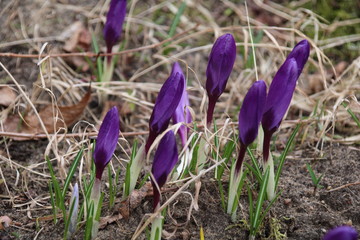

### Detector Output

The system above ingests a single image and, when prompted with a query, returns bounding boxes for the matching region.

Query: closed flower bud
[103,0,127,54]
[145,68,185,153]
[93,107,120,179]
[206,33,236,125]
[151,131,178,210]
[171,62,192,147]
[323,226,358,240]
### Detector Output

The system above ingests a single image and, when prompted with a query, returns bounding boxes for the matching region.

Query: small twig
[0,131,148,139]
[0,27,196,58]
[328,182,360,192]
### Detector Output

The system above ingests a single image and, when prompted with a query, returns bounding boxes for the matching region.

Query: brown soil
[1,0,359,240]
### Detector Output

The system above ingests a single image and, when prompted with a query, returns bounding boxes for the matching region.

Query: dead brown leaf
[62,21,91,72]
[3,90,91,140]
[117,182,152,220]
[0,216,12,230]
[0,86,17,107]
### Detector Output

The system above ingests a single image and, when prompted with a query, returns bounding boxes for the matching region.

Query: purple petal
[94,106,120,179]
[206,33,236,99]
[103,0,127,53]
[323,226,358,240]
[146,68,185,152]
[261,58,298,133]
[239,80,267,146]
[151,130,178,188]
[287,39,310,78]
[171,62,192,147]
[151,130,178,209]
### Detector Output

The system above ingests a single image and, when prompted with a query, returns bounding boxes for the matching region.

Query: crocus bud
[94,106,120,179]
[286,39,310,78]
[206,33,236,125]
[103,0,127,54]
[145,68,185,153]
[236,80,267,174]
[171,62,192,147]
[151,130,178,210]
[323,226,358,240]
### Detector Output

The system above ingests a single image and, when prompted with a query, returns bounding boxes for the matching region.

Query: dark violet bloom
[145,68,185,153]
[235,80,267,174]
[103,0,127,54]
[286,39,310,78]
[171,62,192,147]
[151,130,178,210]
[206,33,236,125]
[323,226,358,240]
[261,40,310,162]
[94,106,120,179]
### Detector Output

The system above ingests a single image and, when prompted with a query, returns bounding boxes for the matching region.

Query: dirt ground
[0,0,359,240]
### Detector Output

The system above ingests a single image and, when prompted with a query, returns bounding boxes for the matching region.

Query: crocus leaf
[103,0,127,53]
[94,106,120,179]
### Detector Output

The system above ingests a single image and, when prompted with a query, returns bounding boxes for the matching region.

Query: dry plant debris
[0,0,359,239]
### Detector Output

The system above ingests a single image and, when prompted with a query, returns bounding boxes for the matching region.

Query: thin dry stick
[0,27,196,58]
[328,182,360,192]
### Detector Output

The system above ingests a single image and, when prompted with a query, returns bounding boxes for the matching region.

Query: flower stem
[206,96,217,126]
[90,178,101,239]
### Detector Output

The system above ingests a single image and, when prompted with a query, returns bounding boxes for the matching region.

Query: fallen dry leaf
[3,89,91,140]
[0,86,17,107]
[99,213,123,230]
[0,216,12,230]
[62,21,91,72]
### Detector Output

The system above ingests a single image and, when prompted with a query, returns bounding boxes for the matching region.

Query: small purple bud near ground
[236,80,267,174]
[323,226,358,240]
[145,67,185,153]
[205,33,236,125]
[151,130,178,211]
[93,106,120,179]
[227,80,266,221]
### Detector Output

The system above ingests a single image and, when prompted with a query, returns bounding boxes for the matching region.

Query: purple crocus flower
[235,80,267,174]
[103,0,127,54]
[323,226,358,240]
[93,106,120,179]
[145,67,185,153]
[171,62,192,147]
[261,40,310,162]
[206,33,236,125]
[151,130,178,210]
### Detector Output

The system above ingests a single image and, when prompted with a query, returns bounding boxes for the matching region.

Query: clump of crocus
[261,40,310,200]
[145,65,185,153]
[150,130,178,240]
[323,226,358,240]
[102,0,127,83]
[90,106,119,238]
[227,80,266,221]
[172,62,192,147]
[67,183,79,238]
[205,33,236,125]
